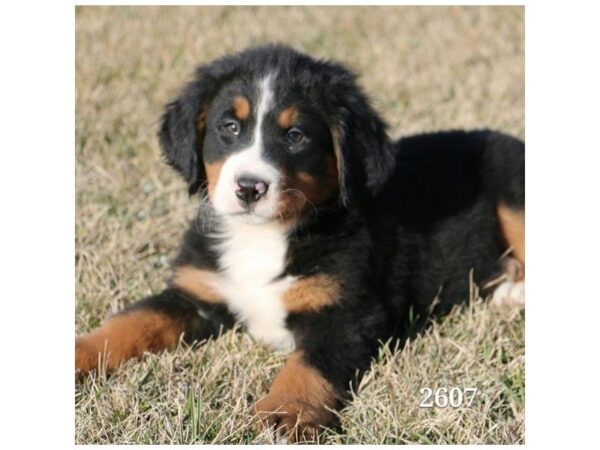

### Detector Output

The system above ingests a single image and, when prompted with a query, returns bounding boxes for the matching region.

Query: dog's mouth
[228,209,274,225]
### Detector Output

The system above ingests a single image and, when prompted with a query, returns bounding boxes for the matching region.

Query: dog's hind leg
[497,204,525,265]
[486,254,525,308]
[480,131,525,307]
[492,186,525,308]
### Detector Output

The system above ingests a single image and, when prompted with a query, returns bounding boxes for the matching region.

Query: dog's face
[201,75,339,224]
[160,45,395,224]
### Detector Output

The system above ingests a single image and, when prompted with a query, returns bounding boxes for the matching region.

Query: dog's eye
[222,120,241,136]
[286,128,304,144]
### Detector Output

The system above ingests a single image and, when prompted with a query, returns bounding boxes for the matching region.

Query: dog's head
[159,45,395,225]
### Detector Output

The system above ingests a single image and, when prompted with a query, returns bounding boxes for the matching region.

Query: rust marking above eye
[278,106,300,129]
[233,96,250,120]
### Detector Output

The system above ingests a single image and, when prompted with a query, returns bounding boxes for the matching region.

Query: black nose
[235,176,269,206]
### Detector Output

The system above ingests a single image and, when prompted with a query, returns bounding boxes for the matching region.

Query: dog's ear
[322,65,396,206]
[159,58,238,195]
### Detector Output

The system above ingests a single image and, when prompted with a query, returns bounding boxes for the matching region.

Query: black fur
[88,45,524,434]
[127,288,236,345]
[159,44,396,204]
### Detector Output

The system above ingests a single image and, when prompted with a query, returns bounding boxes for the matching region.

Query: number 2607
[419,387,478,408]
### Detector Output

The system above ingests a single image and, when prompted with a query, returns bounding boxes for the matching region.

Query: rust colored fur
[171,266,224,303]
[282,275,340,313]
[204,161,224,200]
[277,163,339,220]
[233,96,250,120]
[497,204,525,263]
[254,351,340,442]
[277,106,299,129]
[75,310,184,376]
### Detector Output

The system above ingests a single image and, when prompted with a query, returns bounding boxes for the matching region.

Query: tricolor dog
[75,45,525,441]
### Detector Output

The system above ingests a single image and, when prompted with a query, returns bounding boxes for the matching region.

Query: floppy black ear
[158,57,239,195]
[322,65,397,206]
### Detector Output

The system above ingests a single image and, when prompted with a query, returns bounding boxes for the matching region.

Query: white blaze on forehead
[212,73,281,220]
[254,74,274,150]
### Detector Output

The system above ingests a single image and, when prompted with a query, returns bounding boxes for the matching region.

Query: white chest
[213,219,296,352]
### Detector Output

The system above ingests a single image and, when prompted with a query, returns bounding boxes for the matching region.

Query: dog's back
[366,130,525,331]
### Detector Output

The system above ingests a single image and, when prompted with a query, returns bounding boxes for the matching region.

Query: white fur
[491,280,525,308]
[213,74,281,223]
[212,216,296,351]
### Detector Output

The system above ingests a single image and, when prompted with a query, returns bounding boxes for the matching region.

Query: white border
[526,0,600,447]
[1,1,75,448]
[5,1,600,448]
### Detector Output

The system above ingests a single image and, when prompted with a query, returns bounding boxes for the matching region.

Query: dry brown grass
[75,5,524,444]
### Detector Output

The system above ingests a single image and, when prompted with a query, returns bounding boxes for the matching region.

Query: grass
[75,5,524,444]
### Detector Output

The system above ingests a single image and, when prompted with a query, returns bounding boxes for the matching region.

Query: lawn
[75,5,524,444]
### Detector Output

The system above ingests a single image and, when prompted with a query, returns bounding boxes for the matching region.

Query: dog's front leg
[253,350,343,443]
[253,312,383,443]
[75,287,235,377]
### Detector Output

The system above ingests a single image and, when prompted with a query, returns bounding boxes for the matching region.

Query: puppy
[76,44,524,442]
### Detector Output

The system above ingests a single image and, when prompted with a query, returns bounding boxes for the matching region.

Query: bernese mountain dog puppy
[75,44,524,442]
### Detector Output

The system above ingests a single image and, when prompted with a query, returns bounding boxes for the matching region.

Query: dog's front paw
[254,394,335,443]
[253,351,340,442]
[75,334,104,378]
